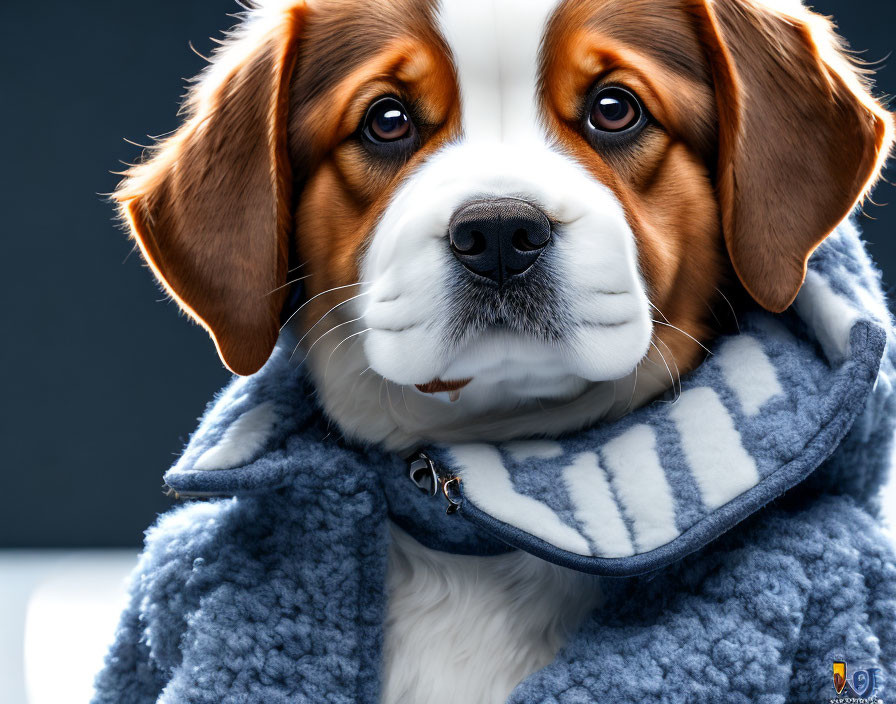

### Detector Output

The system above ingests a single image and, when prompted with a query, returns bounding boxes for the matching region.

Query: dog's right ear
[117,3,307,376]
[692,0,893,313]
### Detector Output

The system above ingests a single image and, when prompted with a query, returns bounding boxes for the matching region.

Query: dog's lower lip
[415,378,472,394]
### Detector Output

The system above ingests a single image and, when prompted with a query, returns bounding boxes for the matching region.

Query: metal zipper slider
[407,451,462,515]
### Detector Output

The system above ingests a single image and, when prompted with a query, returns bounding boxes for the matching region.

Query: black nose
[449,199,552,286]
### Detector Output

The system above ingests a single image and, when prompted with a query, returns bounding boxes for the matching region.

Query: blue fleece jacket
[93,221,896,703]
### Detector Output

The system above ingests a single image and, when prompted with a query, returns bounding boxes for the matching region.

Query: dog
[115,0,892,701]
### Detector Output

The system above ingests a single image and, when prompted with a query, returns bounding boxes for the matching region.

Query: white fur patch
[437,0,562,143]
[670,388,760,511]
[448,444,592,555]
[563,452,635,558]
[383,524,602,704]
[717,336,783,416]
[192,402,277,471]
[600,425,679,552]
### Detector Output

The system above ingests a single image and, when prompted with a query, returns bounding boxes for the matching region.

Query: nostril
[452,229,487,256]
[512,227,543,252]
[469,231,486,255]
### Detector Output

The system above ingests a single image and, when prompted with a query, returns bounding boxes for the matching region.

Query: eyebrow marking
[548,0,711,85]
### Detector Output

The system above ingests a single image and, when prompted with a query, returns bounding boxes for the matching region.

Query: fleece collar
[164,221,889,577]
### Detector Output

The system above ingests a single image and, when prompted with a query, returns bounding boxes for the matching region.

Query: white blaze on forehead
[437,0,563,143]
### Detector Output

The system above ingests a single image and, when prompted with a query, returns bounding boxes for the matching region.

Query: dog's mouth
[415,378,472,402]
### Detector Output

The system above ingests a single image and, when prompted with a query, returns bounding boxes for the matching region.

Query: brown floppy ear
[117,3,306,375]
[693,0,893,312]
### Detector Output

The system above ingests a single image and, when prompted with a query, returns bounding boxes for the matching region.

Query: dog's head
[118,0,891,445]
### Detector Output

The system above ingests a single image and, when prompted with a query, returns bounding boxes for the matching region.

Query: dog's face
[345,0,720,402]
[119,0,891,446]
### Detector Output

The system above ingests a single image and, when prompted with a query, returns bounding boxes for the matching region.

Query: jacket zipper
[407,451,463,514]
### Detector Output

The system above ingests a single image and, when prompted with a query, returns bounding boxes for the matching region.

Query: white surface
[0,551,136,704]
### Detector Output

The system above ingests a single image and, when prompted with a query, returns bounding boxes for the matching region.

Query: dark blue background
[1,1,893,547]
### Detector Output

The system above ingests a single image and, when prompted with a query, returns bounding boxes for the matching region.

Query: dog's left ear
[693,0,893,312]
[116,4,307,375]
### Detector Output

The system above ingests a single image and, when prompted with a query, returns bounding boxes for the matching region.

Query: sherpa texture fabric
[94,221,896,703]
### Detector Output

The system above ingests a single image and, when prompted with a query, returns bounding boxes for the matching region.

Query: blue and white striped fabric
[163,221,890,576]
[426,221,889,574]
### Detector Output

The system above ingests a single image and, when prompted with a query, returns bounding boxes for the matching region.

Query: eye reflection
[365,98,413,143]
[589,87,642,133]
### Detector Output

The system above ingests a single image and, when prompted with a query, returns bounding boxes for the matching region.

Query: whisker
[349,366,374,406]
[384,370,401,422]
[649,340,679,404]
[651,320,712,355]
[647,341,674,400]
[703,297,725,331]
[265,274,311,297]
[714,287,741,333]
[292,316,362,363]
[295,292,370,349]
[625,365,640,413]
[280,281,369,332]
[654,335,682,398]
[324,328,371,384]
[648,301,671,324]
[400,383,414,419]
[378,375,388,411]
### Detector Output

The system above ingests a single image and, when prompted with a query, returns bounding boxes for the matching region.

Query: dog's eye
[588,87,643,133]
[364,98,413,144]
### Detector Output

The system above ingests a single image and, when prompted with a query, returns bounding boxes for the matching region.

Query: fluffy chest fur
[383,525,603,704]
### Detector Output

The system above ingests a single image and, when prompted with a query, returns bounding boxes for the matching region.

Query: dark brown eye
[589,87,642,133]
[364,97,412,143]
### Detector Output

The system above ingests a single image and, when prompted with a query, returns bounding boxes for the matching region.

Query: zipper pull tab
[441,476,462,515]
[407,451,462,515]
